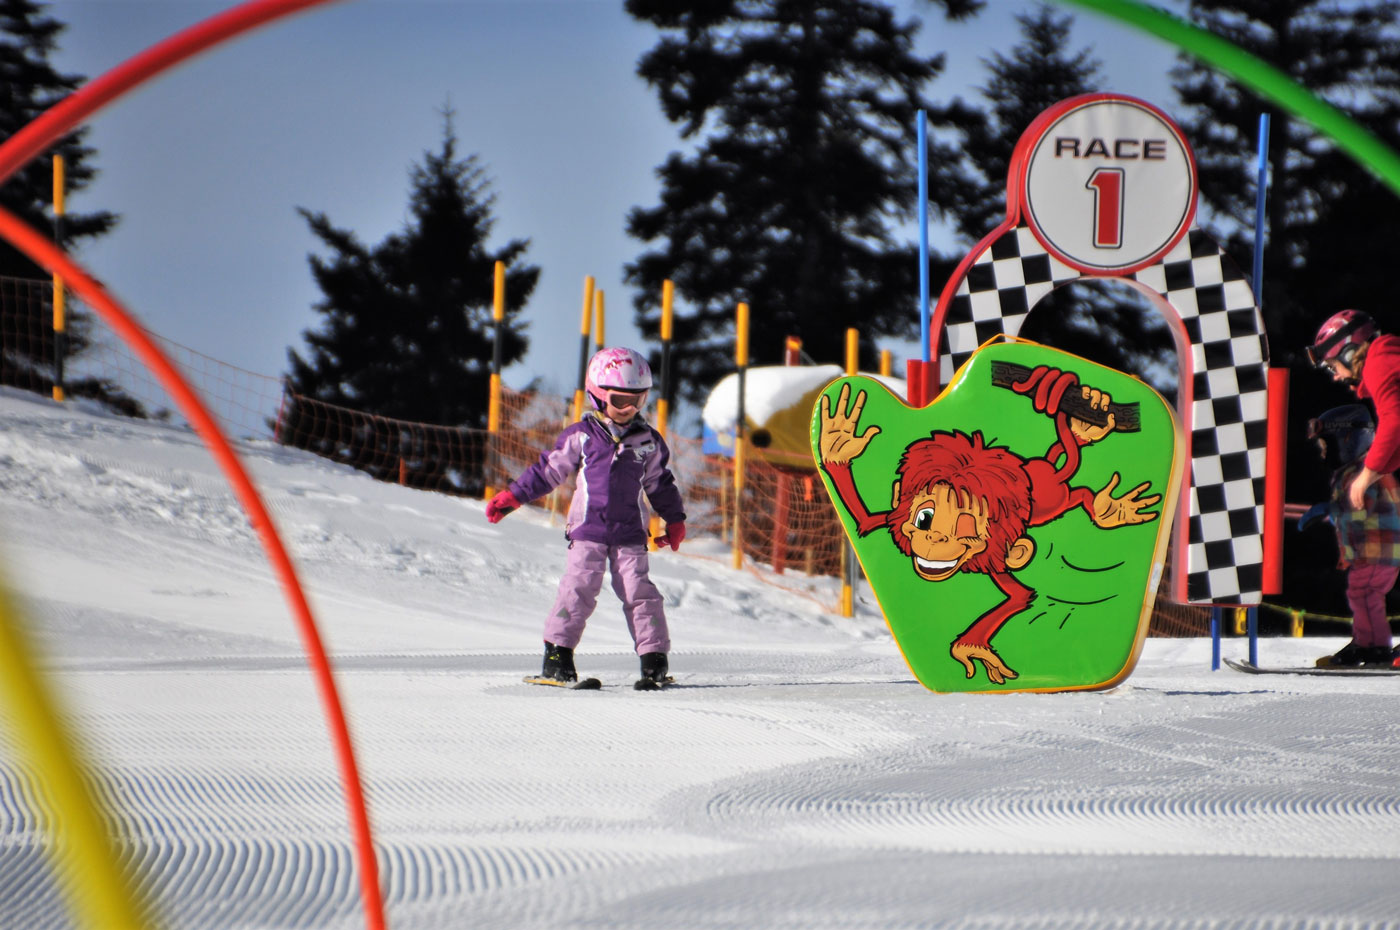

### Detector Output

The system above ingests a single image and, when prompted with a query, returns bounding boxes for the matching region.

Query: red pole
[0,208,387,930]
[905,358,929,407]
[1262,367,1289,595]
[0,3,382,927]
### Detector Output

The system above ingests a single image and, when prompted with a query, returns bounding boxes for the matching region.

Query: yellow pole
[880,348,891,377]
[593,288,606,350]
[485,260,505,499]
[656,280,674,437]
[733,301,749,570]
[840,327,859,616]
[572,276,595,422]
[0,567,151,928]
[650,280,675,549]
[52,154,66,402]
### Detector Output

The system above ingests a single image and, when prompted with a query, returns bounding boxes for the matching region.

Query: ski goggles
[1304,341,1337,369]
[603,389,648,411]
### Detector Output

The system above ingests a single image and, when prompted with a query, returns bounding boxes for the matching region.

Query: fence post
[572,276,594,422]
[484,260,505,499]
[51,154,65,402]
[769,334,803,572]
[656,280,674,436]
[650,281,674,549]
[732,301,749,570]
[593,287,605,351]
[839,328,859,616]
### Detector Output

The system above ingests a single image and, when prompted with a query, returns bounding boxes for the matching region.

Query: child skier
[1298,404,1400,667]
[484,346,687,688]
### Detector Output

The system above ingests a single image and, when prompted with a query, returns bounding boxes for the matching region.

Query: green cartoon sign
[811,339,1183,693]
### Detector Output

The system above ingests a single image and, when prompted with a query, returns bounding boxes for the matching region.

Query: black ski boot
[635,651,670,690]
[541,642,578,683]
[1317,641,1367,668]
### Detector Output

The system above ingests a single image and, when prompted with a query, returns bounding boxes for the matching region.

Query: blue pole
[1211,608,1221,670]
[1252,113,1270,305]
[918,109,929,363]
[1249,114,1270,668]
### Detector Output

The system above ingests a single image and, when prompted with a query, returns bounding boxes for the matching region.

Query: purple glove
[485,489,521,524]
[654,521,686,551]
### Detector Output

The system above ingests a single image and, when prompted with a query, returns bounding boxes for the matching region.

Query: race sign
[1020,95,1197,275]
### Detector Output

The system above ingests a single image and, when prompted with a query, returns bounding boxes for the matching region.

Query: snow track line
[0,756,693,928]
[686,695,1400,861]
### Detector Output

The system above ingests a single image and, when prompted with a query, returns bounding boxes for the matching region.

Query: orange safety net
[0,275,1212,632]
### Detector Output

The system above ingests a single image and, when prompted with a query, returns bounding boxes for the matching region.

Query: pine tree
[0,0,123,403]
[0,0,114,275]
[948,4,1176,398]
[624,0,982,406]
[1170,0,1400,614]
[283,112,538,491]
[950,4,1101,243]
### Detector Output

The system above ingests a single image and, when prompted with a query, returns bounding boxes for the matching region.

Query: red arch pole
[0,2,384,928]
[0,208,386,930]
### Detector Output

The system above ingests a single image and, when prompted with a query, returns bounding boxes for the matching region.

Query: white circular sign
[1021,96,1196,275]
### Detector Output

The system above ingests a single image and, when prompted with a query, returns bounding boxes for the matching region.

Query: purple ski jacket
[509,413,686,547]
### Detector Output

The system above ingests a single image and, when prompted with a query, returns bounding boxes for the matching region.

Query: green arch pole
[1057,0,1400,199]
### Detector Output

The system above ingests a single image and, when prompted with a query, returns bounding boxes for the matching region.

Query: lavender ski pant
[1347,562,1398,647]
[544,540,670,655]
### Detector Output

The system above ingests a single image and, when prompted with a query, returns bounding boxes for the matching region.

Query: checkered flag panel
[936,226,1270,605]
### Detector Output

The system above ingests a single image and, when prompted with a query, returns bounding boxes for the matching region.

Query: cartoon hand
[1069,385,1115,445]
[950,641,1019,685]
[819,382,881,466]
[1091,473,1161,528]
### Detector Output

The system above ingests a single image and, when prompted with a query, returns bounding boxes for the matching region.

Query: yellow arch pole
[839,328,859,617]
[51,154,65,402]
[732,302,750,570]
[484,259,505,499]
[0,567,152,929]
[880,348,892,377]
[571,275,595,422]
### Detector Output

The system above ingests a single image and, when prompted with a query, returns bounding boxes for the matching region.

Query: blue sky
[43,0,1179,404]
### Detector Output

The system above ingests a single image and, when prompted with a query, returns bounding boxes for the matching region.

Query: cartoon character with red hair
[817,366,1161,684]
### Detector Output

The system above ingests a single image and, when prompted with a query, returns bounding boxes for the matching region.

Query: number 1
[1086,168,1124,249]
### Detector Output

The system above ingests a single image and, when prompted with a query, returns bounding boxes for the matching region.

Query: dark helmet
[1306,310,1378,370]
[1307,403,1375,467]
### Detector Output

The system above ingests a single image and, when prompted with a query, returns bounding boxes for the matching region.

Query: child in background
[1298,404,1400,667]
[485,347,687,688]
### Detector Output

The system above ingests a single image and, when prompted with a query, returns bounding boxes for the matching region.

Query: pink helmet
[1307,310,1377,369]
[585,347,652,410]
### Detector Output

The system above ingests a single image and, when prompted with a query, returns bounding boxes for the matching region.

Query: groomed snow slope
[1,387,1398,929]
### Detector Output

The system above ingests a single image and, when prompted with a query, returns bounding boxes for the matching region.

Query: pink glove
[485,489,521,524]
[654,521,686,551]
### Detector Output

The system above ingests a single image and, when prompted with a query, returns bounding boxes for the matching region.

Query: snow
[701,365,906,433]
[1,385,1399,930]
